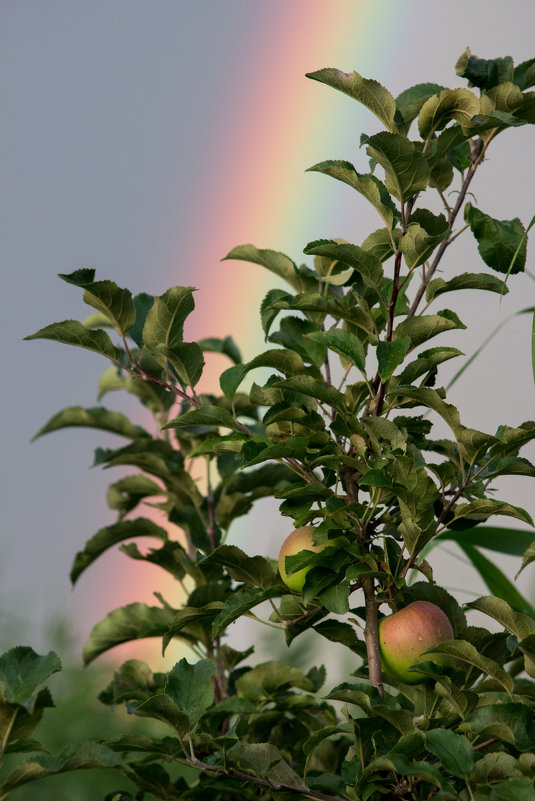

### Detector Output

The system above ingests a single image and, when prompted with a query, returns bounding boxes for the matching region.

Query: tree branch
[407,137,488,319]
[362,576,384,696]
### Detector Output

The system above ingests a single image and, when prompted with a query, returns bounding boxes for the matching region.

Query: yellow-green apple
[378,600,454,684]
[278,526,340,592]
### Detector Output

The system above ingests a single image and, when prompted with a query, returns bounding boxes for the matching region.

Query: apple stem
[362,577,384,696]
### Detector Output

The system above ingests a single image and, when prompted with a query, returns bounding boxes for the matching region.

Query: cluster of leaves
[6,48,535,800]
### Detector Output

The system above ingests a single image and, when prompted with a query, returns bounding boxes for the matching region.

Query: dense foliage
[2,48,535,800]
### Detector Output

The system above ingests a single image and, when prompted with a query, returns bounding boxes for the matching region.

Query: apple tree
[3,47,535,801]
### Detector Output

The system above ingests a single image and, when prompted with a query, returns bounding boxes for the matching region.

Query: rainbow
[94,1,404,667]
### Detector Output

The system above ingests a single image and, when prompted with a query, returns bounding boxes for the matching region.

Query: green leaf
[31,405,150,441]
[306,67,399,133]
[318,582,350,614]
[418,88,480,139]
[220,363,246,399]
[519,539,535,574]
[425,729,474,779]
[228,742,307,790]
[223,245,309,292]
[426,640,514,696]
[201,545,276,589]
[0,647,61,712]
[514,58,535,90]
[328,684,415,735]
[377,337,411,380]
[211,587,282,637]
[307,328,366,371]
[25,320,121,361]
[395,82,445,130]
[314,619,364,654]
[246,347,306,376]
[362,226,400,262]
[487,81,526,115]
[365,132,429,202]
[132,694,189,738]
[129,292,154,347]
[274,375,347,413]
[83,603,177,664]
[366,755,443,788]
[306,161,397,227]
[162,341,204,387]
[70,518,169,584]
[220,348,308,399]
[161,604,223,651]
[457,544,534,615]
[393,311,466,351]
[58,267,96,286]
[198,335,242,364]
[399,209,449,269]
[463,701,535,752]
[396,346,462,385]
[78,280,136,335]
[434,526,535,557]
[98,363,174,414]
[163,405,241,433]
[429,124,470,164]
[271,316,327,368]
[466,596,535,641]
[261,291,377,339]
[453,499,533,527]
[106,474,163,516]
[455,48,514,90]
[165,658,216,731]
[391,387,461,434]
[0,743,124,797]
[470,752,519,785]
[304,238,384,287]
[426,272,508,303]
[142,286,196,355]
[236,660,315,695]
[120,541,188,582]
[465,203,527,274]
[490,777,535,801]
[360,416,407,454]
[303,726,342,757]
[490,420,535,459]
[428,155,454,191]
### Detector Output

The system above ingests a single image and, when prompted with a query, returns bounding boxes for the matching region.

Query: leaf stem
[0,709,18,762]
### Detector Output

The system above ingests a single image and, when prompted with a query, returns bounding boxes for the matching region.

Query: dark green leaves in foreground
[25,320,122,361]
[306,67,400,133]
[165,658,216,731]
[0,647,62,761]
[142,286,204,386]
[0,647,61,712]
[83,603,177,664]
[366,132,429,202]
[465,203,527,274]
[59,271,136,335]
[0,743,124,797]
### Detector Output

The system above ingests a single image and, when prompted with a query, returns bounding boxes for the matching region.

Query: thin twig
[408,136,491,319]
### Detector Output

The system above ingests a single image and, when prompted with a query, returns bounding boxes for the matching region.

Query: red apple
[278,526,340,592]
[378,600,454,684]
